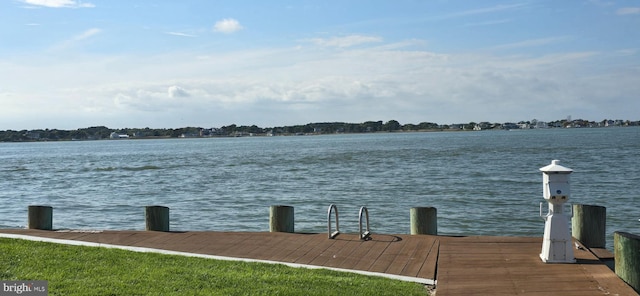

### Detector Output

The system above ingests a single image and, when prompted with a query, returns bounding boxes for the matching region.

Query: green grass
[0,238,429,295]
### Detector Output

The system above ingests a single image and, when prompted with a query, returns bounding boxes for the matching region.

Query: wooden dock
[0,229,637,295]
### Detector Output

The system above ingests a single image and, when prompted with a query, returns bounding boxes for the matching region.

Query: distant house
[200,128,225,137]
[109,132,129,139]
[24,131,40,140]
[502,123,519,130]
[473,122,491,130]
[533,121,548,129]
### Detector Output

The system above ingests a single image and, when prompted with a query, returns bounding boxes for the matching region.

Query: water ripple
[0,128,638,250]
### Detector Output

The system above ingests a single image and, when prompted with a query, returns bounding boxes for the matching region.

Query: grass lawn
[0,238,429,295]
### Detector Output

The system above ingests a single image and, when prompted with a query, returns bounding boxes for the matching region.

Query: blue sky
[1,0,639,130]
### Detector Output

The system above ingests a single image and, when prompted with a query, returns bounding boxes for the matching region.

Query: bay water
[1,127,638,249]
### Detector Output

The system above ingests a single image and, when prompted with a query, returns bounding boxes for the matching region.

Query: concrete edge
[0,233,436,286]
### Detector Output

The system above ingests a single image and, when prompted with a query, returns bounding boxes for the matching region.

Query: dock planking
[0,229,637,295]
[398,236,437,278]
[368,235,411,273]
[435,236,638,295]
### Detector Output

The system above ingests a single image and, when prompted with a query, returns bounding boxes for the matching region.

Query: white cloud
[304,35,383,48]
[588,0,615,7]
[49,28,101,51]
[213,18,243,34]
[165,32,197,38]
[1,36,638,129]
[463,19,512,27]
[436,3,528,20]
[489,36,570,50]
[20,0,95,8]
[617,7,640,15]
[75,28,101,41]
[168,86,189,98]
[114,89,179,112]
[615,49,638,56]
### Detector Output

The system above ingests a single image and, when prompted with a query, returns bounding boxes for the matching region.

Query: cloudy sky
[1,0,639,130]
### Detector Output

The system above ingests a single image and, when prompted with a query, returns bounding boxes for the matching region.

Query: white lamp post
[539,159,575,263]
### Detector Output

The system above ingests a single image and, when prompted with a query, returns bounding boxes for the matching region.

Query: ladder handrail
[327,204,340,239]
[359,206,371,240]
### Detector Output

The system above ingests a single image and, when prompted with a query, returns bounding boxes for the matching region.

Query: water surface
[1,127,638,249]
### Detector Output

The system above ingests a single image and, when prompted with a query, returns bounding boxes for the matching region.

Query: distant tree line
[0,118,637,142]
[269,120,437,134]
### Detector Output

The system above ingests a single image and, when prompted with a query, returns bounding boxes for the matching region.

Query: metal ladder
[327,204,340,239]
[327,204,371,240]
[359,206,371,240]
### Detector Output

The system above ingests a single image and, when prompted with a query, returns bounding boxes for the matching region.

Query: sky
[1,0,639,130]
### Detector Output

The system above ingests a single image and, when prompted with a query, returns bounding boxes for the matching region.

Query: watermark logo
[0,281,47,296]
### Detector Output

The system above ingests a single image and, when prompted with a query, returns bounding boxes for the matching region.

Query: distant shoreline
[1,119,637,142]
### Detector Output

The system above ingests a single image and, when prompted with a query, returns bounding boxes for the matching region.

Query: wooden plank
[323,233,401,269]
[320,235,363,268]
[283,235,340,264]
[308,237,357,267]
[383,234,424,275]
[266,233,320,262]
[417,239,439,280]
[367,235,411,273]
[92,231,159,246]
[514,279,600,292]
[248,233,317,261]
[242,233,293,260]
[156,232,220,253]
[580,262,640,295]
[400,236,437,277]
[292,236,340,265]
[114,231,177,247]
[41,230,98,241]
[190,232,258,255]
[352,239,395,272]
[221,233,290,259]
[436,237,639,296]
[331,236,370,270]
[435,281,518,295]
[589,247,614,260]
[270,234,329,262]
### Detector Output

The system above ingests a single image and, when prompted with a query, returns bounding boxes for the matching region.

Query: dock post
[614,232,640,293]
[410,207,437,235]
[270,205,294,233]
[28,205,53,230]
[571,204,606,248]
[145,206,170,231]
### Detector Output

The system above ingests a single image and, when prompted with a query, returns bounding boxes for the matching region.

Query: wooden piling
[270,205,294,233]
[28,205,53,230]
[410,207,437,235]
[145,206,170,231]
[614,232,640,293]
[571,204,606,248]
